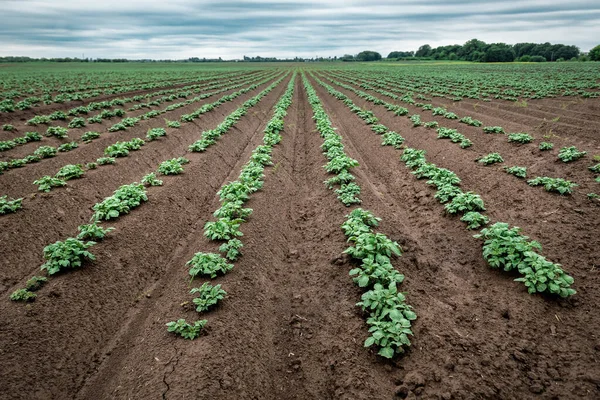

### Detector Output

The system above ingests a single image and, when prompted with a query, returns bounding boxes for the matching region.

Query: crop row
[318,72,596,196]
[303,71,416,358]
[8,71,288,300]
[310,71,577,298]
[167,72,296,339]
[0,71,280,181]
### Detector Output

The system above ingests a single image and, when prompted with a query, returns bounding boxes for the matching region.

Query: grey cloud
[0,0,598,59]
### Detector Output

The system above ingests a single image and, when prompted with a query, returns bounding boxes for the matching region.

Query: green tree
[356,51,382,61]
[415,44,432,58]
[590,45,600,61]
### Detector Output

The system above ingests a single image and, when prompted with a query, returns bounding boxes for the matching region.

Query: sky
[1,0,599,59]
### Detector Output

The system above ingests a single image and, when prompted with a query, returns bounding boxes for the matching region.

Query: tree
[484,44,515,62]
[415,44,432,58]
[356,51,382,61]
[590,45,600,61]
[387,51,414,59]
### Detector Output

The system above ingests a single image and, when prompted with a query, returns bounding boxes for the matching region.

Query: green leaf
[378,347,395,358]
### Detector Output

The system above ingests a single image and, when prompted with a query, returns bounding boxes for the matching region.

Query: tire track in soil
[0,74,283,290]
[309,74,600,399]
[0,77,289,400]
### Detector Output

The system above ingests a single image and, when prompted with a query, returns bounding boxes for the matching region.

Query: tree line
[390,39,593,62]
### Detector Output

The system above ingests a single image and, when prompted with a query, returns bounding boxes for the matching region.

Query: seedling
[55,164,84,180]
[504,166,527,178]
[460,211,489,229]
[0,195,23,215]
[558,146,586,162]
[528,177,577,195]
[58,142,78,152]
[141,172,163,186]
[445,192,485,214]
[187,252,234,279]
[477,153,504,165]
[97,157,116,165]
[77,223,114,240]
[539,142,554,151]
[190,283,227,313]
[166,319,207,340]
[41,238,96,275]
[33,176,66,192]
[46,126,68,138]
[219,238,243,260]
[507,133,533,144]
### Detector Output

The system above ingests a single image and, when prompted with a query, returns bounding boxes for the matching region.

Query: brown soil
[0,72,599,400]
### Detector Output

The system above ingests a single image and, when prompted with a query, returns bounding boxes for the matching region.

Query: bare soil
[0,73,598,400]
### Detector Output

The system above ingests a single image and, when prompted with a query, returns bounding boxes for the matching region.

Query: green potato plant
[166,319,207,340]
[40,238,96,275]
[187,252,234,279]
[190,283,227,313]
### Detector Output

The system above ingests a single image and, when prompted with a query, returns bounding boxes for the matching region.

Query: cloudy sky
[1,0,599,59]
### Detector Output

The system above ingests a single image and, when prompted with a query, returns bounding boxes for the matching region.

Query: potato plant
[204,218,243,241]
[335,182,362,206]
[475,223,575,297]
[483,126,505,134]
[359,283,417,358]
[92,183,148,220]
[187,252,234,279]
[34,146,57,158]
[0,195,23,215]
[55,164,85,180]
[58,142,78,152]
[445,192,486,214]
[97,157,116,165]
[190,283,227,313]
[81,131,100,143]
[141,172,163,186]
[539,142,554,151]
[528,177,577,195]
[46,126,68,138]
[146,127,167,141]
[41,238,96,275]
[219,239,243,261]
[158,158,186,175]
[460,116,482,127]
[166,319,207,340]
[77,223,114,240]
[104,142,130,157]
[507,133,533,144]
[381,131,405,149]
[10,289,37,302]
[338,206,416,358]
[477,153,504,165]
[460,211,489,230]
[504,166,527,178]
[558,146,586,162]
[68,117,86,128]
[33,176,67,192]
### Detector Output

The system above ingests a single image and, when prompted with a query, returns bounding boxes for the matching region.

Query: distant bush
[530,56,546,62]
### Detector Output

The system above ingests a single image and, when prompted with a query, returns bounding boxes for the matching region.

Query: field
[1,61,599,399]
